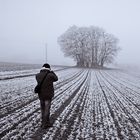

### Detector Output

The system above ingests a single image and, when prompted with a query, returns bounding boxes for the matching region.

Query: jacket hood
[40,67,51,72]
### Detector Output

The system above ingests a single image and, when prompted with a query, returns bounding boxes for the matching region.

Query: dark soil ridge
[53,71,90,140]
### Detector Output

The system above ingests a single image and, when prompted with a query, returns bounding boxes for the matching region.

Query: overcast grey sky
[0,0,140,66]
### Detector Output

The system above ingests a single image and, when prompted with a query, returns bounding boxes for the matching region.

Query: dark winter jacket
[36,68,58,100]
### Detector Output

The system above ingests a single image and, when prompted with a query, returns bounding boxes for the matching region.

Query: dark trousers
[40,99,51,125]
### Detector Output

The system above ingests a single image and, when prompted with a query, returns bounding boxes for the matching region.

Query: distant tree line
[58,25,120,68]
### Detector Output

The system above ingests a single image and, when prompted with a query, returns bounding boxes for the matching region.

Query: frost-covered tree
[58,25,120,68]
[98,32,119,67]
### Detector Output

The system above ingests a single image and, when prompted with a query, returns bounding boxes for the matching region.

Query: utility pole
[45,43,47,63]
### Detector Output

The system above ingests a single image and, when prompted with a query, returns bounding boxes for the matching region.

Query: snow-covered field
[0,66,140,140]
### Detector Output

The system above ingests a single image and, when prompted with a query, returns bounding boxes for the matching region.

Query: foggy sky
[0,0,140,66]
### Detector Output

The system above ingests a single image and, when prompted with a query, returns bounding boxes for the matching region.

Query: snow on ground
[0,66,140,140]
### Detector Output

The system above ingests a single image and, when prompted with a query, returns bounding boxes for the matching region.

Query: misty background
[0,0,140,67]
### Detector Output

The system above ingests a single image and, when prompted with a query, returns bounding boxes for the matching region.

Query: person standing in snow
[35,63,58,129]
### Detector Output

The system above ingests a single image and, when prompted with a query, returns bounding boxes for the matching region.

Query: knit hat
[42,63,50,68]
